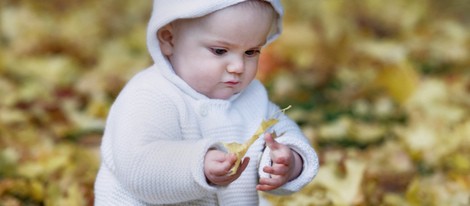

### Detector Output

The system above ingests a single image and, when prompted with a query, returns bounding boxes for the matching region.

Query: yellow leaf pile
[262,0,470,205]
[1,0,470,205]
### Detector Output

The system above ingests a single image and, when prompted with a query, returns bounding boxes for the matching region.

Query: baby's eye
[245,49,260,57]
[210,48,227,56]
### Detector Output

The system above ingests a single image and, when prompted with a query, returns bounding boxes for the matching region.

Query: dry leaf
[223,106,291,175]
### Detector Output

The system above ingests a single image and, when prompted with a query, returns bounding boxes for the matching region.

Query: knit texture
[95,66,319,205]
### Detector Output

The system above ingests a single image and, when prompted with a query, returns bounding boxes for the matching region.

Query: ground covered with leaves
[1,0,469,205]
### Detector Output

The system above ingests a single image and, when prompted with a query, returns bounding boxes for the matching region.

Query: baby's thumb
[264,133,279,150]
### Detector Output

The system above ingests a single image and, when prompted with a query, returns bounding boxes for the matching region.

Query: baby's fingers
[256,184,277,191]
[272,155,290,165]
[263,164,289,176]
[256,176,284,191]
[233,157,250,176]
[213,157,249,185]
[209,153,237,176]
[264,133,280,150]
[208,174,233,186]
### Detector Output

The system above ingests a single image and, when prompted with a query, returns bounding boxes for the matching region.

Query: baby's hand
[257,133,303,191]
[204,149,250,186]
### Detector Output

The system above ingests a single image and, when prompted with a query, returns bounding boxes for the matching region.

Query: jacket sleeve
[258,102,319,195]
[102,81,222,204]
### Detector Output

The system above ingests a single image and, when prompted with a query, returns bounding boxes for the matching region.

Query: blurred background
[1,0,469,205]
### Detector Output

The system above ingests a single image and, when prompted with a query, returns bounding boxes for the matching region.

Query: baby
[94,0,319,205]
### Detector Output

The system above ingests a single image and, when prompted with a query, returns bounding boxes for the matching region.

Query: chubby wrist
[288,150,303,181]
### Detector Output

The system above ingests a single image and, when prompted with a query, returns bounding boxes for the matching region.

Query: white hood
[146,0,283,67]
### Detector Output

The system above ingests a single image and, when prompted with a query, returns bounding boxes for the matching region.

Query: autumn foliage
[1,0,470,205]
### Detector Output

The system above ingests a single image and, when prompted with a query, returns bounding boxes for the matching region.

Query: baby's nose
[227,57,244,74]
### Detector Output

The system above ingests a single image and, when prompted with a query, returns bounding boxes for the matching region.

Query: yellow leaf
[314,159,366,205]
[375,62,419,104]
[223,106,291,175]
[223,119,278,175]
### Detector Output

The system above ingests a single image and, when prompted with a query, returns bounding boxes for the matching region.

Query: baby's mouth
[224,81,240,86]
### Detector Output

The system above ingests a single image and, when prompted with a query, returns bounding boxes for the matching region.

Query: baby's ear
[157,24,174,56]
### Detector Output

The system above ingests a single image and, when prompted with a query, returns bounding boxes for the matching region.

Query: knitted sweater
[94,0,318,205]
[94,64,319,205]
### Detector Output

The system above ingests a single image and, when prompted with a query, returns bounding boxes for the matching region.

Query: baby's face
[167,3,274,99]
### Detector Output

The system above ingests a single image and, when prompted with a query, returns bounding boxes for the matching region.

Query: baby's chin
[206,90,240,100]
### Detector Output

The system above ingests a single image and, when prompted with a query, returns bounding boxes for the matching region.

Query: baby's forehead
[208,0,276,20]
[185,4,277,26]
[173,1,275,28]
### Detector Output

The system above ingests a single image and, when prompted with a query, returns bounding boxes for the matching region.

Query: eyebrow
[214,40,234,47]
[214,40,267,48]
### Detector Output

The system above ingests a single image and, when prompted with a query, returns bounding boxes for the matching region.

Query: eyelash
[210,48,261,57]
[245,50,261,57]
[211,48,227,55]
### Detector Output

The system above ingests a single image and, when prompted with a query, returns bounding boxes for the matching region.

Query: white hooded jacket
[94,0,318,205]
